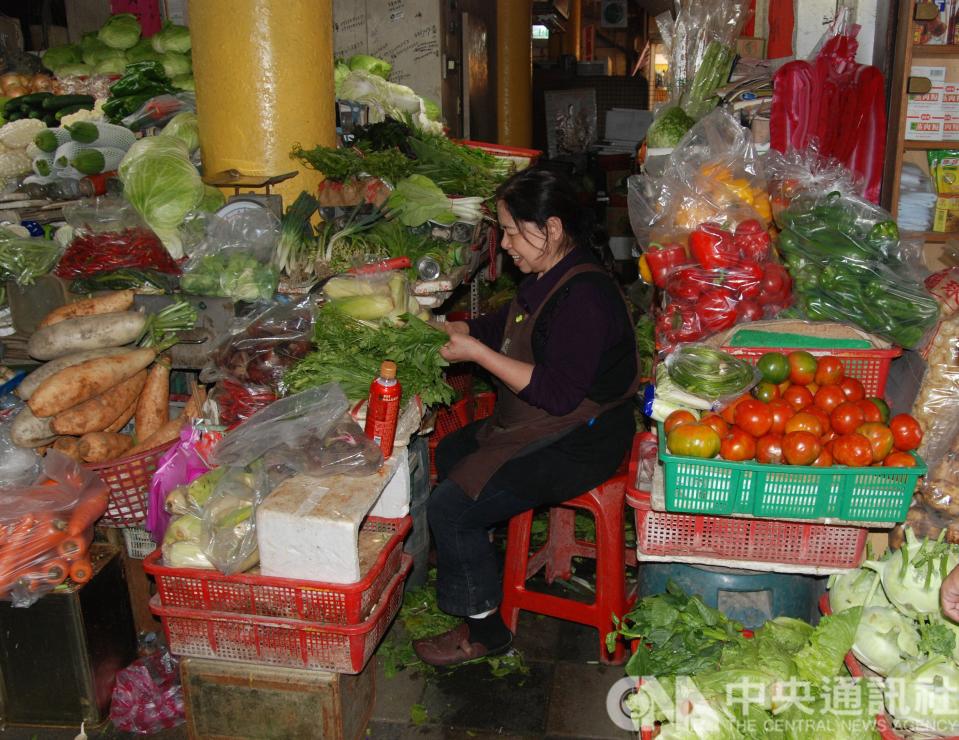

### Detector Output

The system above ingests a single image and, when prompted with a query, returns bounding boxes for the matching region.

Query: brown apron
[448,263,641,499]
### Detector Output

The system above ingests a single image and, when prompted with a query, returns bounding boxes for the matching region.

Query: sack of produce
[912,313,959,471]
[765,145,865,225]
[0,450,109,607]
[926,266,959,318]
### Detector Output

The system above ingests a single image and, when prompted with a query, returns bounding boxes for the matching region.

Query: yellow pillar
[187,0,336,207]
[563,0,581,60]
[496,0,532,148]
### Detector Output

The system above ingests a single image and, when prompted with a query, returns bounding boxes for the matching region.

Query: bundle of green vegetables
[285,303,455,405]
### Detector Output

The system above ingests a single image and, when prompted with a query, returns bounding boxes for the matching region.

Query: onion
[0,72,26,95]
[30,74,53,92]
[3,83,28,99]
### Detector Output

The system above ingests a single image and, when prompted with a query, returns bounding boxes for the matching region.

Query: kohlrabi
[851,606,920,675]
[884,656,959,737]
[863,528,959,616]
[828,568,890,613]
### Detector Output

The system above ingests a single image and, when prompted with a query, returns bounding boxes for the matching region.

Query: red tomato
[666,424,722,458]
[787,351,817,386]
[884,451,918,468]
[755,433,784,464]
[813,386,845,414]
[720,428,757,461]
[889,414,923,452]
[752,381,780,403]
[699,413,729,438]
[856,399,882,424]
[665,409,698,434]
[812,448,833,467]
[839,377,865,402]
[720,395,750,425]
[782,385,814,412]
[832,433,874,467]
[785,411,824,438]
[856,422,895,462]
[821,430,838,446]
[813,357,844,387]
[766,399,795,434]
[777,380,792,395]
[830,402,866,435]
[734,399,773,438]
[805,407,832,435]
[782,431,822,465]
[806,382,820,396]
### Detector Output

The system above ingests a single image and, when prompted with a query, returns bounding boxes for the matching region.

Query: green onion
[666,345,759,402]
[139,299,198,351]
[274,191,319,285]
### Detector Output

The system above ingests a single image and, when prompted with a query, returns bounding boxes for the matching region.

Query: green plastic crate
[658,424,925,523]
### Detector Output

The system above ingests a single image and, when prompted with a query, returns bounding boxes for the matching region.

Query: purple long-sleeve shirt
[466,248,630,416]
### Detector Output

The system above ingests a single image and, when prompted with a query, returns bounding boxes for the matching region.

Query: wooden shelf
[903,230,958,242]
[911,44,959,56]
[904,140,959,150]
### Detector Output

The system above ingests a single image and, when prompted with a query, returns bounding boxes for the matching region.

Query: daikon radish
[52,369,147,436]
[29,348,156,418]
[27,311,148,361]
[16,347,129,400]
[127,416,185,456]
[78,432,133,462]
[52,436,82,461]
[105,400,137,434]
[38,290,136,329]
[10,407,56,448]
[135,358,170,441]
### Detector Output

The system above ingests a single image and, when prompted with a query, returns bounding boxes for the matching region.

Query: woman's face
[496,201,565,276]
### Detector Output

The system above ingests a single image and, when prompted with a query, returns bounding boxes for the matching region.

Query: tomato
[752,381,780,403]
[884,451,918,468]
[766,399,795,434]
[832,433,874,467]
[868,397,891,424]
[720,428,757,461]
[813,356,844,387]
[782,385,814,412]
[839,377,865,402]
[813,386,845,414]
[699,413,729,438]
[782,431,822,465]
[812,448,833,467]
[720,395,750,425]
[856,422,894,462]
[821,430,838,446]
[785,411,824,437]
[777,380,792,395]
[805,383,820,396]
[664,409,698,434]
[856,399,882,424]
[755,433,784,464]
[830,402,866,435]
[805,406,832,435]
[735,399,773,437]
[756,352,790,384]
[889,414,923,452]
[667,423,722,458]
[787,351,817,386]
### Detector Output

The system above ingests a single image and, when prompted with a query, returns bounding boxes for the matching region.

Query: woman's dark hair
[495,167,597,257]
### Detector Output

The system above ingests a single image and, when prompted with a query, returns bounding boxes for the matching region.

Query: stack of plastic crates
[144,516,412,674]
[428,369,496,484]
[627,345,918,575]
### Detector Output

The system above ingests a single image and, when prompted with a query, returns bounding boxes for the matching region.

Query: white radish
[16,347,130,400]
[27,311,148,360]
[10,407,56,448]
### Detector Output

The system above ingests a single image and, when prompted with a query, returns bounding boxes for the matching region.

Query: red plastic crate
[722,345,902,398]
[88,441,175,527]
[152,555,411,674]
[144,516,411,623]
[428,396,473,483]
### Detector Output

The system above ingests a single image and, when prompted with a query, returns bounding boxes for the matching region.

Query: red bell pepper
[644,243,687,288]
[736,299,763,323]
[758,263,793,306]
[689,224,739,270]
[695,290,739,334]
[734,220,772,263]
[656,304,702,347]
[665,266,705,303]
[723,260,764,300]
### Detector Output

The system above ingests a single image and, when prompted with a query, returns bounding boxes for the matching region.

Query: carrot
[0,531,67,585]
[57,534,90,560]
[65,490,109,536]
[135,357,170,442]
[127,415,185,456]
[69,558,92,584]
[38,290,136,329]
[36,558,70,586]
[51,369,147,436]
[105,399,136,434]
[29,347,156,419]
[78,432,133,463]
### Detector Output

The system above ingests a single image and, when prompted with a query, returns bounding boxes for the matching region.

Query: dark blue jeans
[427,402,634,617]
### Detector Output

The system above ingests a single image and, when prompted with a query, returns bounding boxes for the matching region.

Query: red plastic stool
[499,474,638,664]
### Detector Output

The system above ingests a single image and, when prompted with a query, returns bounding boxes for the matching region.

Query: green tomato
[666,423,721,459]
[756,351,790,384]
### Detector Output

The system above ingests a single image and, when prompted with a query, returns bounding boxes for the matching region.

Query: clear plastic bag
[208,381,278,430]
[121,92,196,134]
[109,649,184,734]
[322,270,419,323]
[926,267,959,318]
[0,237,62,287]
[179,210,280,301]
[664,343,761,405]
[0,398,42,489]
[199,465,269,575]
[765,145,863,225]
[211,384,384,478]
[199,295,314,394]
[0,450,108,607]
[912,314,959,471]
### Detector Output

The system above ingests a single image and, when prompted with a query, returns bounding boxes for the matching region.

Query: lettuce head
[151,22,192,54]
[98,13,141,50]
[160,52,191,79]
[41,44,82,73]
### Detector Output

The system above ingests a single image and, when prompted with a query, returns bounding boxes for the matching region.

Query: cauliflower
[0,119,46,150]
[0,151,32,178]
[59,99,107,128]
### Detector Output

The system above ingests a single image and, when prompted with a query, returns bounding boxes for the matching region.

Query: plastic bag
[109,649,184,734]
[146,424,213,544]
[0,237,61,287]
[0,397,42,489]
[208,381,277,430]
[926,267,959,317]
[179,210,279,301]
[212,384,384,478]
[0,450,108,607]
[664,343,761,405]
[200,295,314,394]
[121,92,196,134]
[765,145,863,224]
[55,197,181,279]
[199,465,269,574]
[322,270,420,322]
[912,313,959,470]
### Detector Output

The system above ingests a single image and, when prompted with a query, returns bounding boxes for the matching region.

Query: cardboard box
[943,80,959,138]
[934,194,959,231]
[914,0,950,44]
[907,66,947,140]
[736,37,766,59]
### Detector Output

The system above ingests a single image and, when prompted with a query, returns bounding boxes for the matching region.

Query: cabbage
[119,135,204,258]
[885,656,959,737]
[98,13,141,50]
[334,62,350,88]
[647,106,696,149]
[94,56,129,76]
[171,75,195,92]
[126,38,162,64]
[160,52,191,79]
[851,606,920,675]
[161,111,199,153]
[57,63,94,78]
[80,35,114,66]
[864,529,959,616]
[336,69,440,132]
[197,186,225,213]
[348,54,391,79]
[828,568,890,612]
[41,44,82,73]
[151,22,192,54]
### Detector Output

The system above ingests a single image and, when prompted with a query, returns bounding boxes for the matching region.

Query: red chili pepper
[54,228,182,279]
[214,380,277,429]
[758,263,793,306]
[734,219,772,263]
[695,290,739,334]
[689,224,739,269]
[644,243,687,288]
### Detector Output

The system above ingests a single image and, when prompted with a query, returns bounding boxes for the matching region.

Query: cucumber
[16,92,54,107]
[41,94,95,111]
[65,121,98,143]
[54,104,88,121]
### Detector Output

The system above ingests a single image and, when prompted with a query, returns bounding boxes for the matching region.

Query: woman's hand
[430,320,470,337]
[439,333,486,363]
[942,564,959,622]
